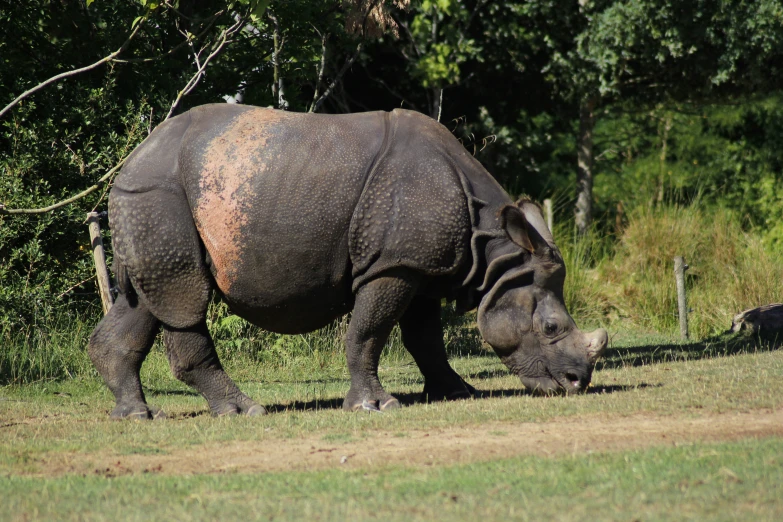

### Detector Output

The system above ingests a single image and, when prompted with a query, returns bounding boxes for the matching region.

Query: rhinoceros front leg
[88,293,162,420]
[162,322,266,416]
[399,296,476,402]
[343,269,419,412]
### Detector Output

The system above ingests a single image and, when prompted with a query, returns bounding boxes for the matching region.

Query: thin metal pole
[87,212,114,315]
[674,256,689,339]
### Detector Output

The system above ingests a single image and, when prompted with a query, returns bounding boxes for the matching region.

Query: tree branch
[312,42,363,113]
[0,159,126,215]
[268,10,290,110]
[113,11,223,64]
[311,0,385,112]
[309,29,329,112]
[165,13,246,120]
[0,18,146,121]
[392,14,422,58]
[1,10,251,216]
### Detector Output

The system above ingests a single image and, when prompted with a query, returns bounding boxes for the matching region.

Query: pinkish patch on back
[193,108,286,293]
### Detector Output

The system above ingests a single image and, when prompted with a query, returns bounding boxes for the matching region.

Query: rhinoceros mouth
[563,372,583,389]
[521,369,586,395]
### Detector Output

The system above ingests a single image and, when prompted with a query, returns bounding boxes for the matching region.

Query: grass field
[2,330,782,521]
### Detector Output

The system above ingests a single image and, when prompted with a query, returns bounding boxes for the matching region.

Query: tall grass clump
[597,204,783,338]
[0,307,96,385]
[556,228,612,328]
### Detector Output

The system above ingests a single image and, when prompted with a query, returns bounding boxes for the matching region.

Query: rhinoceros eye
[543,322,558,337]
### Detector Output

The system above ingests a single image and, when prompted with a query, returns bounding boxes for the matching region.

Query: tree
[535,0,783,234]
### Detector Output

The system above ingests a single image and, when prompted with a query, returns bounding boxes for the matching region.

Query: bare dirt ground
[28,408,783,478]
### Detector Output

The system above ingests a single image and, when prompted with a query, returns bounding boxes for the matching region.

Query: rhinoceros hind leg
[399,296,475,403]
[343,269,419,412]
[163,322,267,416]
[88,293,161,419]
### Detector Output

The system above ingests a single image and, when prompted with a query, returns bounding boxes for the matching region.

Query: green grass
[0,311,95,385]
[2,334,782,454]
[2,330,782,520]
[1,438,781,521]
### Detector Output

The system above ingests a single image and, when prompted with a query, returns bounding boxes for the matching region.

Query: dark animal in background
[89,105,607,418]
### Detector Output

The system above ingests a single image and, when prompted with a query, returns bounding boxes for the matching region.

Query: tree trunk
[575,95,598,236]
[269,11,288,110]
[431,87,443,121]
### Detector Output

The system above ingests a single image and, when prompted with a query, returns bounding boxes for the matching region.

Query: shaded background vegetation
[2,0,783,384]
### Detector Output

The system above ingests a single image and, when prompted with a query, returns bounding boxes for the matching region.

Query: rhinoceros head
[476,200,607,394]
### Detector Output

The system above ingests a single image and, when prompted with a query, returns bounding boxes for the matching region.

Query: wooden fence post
[543,198,554,233]
[87,212,113,315]
[674,256,689,340]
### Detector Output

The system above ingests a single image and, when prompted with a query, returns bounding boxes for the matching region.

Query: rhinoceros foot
[379,398,401,411]
[212,401,267,417]
[421,377,476,403]
[110,403,166,421]
[343,394,401,413]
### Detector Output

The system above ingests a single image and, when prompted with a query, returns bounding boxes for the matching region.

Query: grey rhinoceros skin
[88,104,608,419]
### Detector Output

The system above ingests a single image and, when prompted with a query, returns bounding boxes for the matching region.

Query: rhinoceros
[88,104,607,419]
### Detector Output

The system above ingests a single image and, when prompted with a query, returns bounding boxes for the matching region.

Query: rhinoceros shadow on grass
[89,105,608,420]
[246,382,657,414]
[148,384,653,417]
[141,366,652,417]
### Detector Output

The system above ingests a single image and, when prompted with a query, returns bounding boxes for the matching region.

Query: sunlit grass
[557,204,783,338]
[3,329,782,521]
[2,435,781,521]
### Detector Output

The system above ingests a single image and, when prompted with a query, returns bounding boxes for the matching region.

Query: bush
[0,304,97,385]
[588,204,783,338]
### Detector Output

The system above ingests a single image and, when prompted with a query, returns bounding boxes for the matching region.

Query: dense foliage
[2,0,783,383]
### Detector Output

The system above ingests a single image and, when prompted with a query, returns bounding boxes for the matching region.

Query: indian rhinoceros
[88,104,607,419]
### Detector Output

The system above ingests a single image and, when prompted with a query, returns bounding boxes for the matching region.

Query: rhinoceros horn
[586,328,609,365]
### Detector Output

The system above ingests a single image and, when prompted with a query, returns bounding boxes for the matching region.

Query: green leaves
[421,0,455,15]
[579,0,783,100]
[251,0,271,22]
[138,0,161,10]
[230,0,271,23]
[415,43,460,87]
[133,0,164,28]
[405,0,483,89]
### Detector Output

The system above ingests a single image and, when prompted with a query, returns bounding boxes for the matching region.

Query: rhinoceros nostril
[565,372,580,387]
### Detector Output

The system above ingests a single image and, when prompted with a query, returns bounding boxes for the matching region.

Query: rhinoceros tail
[113,256,133,296]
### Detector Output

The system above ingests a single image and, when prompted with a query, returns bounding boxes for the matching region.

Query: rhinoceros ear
[500,205,540,253]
